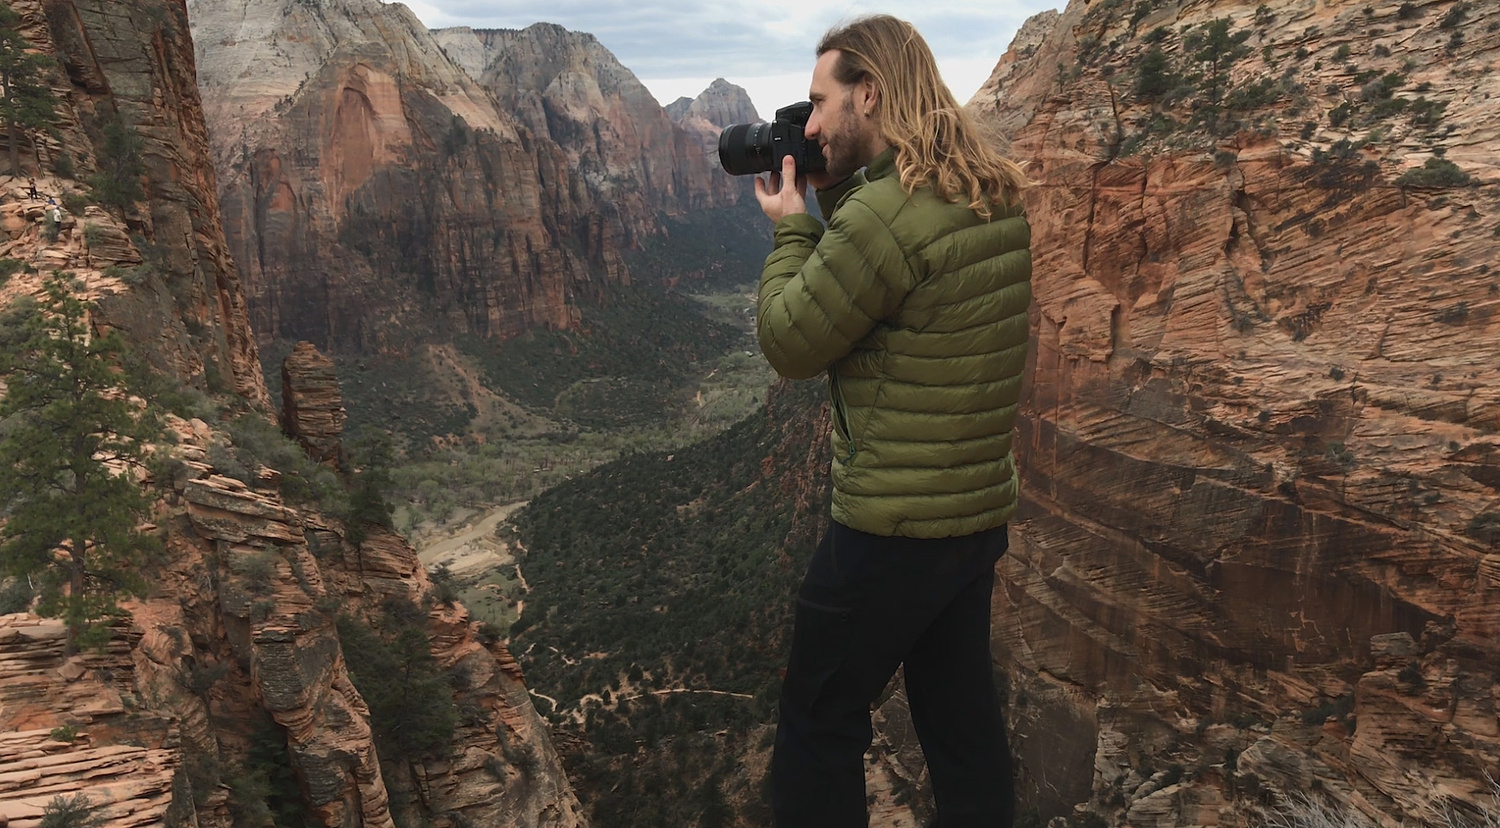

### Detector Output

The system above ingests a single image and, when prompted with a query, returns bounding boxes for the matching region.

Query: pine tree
[0,274,162,651]
[0,6,58,177]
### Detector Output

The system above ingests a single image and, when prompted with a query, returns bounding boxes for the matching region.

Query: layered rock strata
[188,0,757,354]
[0,2,588,824]
[281,341,347,466]
[2,0,269,408]
[969,0,1500,821]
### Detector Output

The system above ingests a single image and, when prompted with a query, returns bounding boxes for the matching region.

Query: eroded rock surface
[968,0,1500,822]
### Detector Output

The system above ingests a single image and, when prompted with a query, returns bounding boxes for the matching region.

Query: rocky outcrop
[667,77,762,200]
[968,0,1500,822]
[281,341,347,466]
[1,0,269,409]
[666,78,760,132]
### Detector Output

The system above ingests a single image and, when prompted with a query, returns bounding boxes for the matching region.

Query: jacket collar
[864,148,897,181]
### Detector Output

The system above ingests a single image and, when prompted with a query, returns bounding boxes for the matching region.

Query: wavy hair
[817,15,1029,218]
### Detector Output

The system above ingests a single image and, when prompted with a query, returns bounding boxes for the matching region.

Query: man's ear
[856,77,880,117]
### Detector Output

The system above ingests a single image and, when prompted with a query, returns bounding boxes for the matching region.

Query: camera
[717,102,827,177]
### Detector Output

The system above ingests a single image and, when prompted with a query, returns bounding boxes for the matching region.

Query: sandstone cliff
[0,2,587,825]
[2,0,269,409]
[969,0,1500,822]
[188,0,754,355]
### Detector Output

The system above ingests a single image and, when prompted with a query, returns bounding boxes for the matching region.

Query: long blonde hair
[817,15,1029,218]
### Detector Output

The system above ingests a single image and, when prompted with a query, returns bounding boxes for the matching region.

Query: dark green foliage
[219,413,342,507]
[1397,157,1471,187]
[0,6,58,177]
[1300,121,1318,140]
[243,712,310,828]
[0,275,162,650]
[1374,44,1392,57]
[1361,72,1405,101]
[1408,97,1447,126]
[39,794,103,828]
[1134,46,1175,99]
[86,115,146,209]
[336,607,459,764]
[1329,102,1353,127]
[440,114,469,158]
[429,563,459,607]
[0,576,33,613]
[1144,25,1171,44]
[1183,18,1252,106]
[1397,1,1418,18]
[461,283,739,427]
[61,192,90,215]
[343,426,395,547]
[1439,2,1470,28]
[0,256,23,286]
[1130,1,1155,30]
[511,381,827,826]
[1334,44,1352,61]
[1254,3,1275,24]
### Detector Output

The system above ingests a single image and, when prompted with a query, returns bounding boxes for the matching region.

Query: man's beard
[820,96,863,180]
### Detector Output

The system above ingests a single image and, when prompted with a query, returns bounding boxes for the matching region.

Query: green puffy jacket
[758,148,1031,539]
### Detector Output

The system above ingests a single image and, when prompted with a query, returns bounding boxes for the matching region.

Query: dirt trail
[416,501,527,576]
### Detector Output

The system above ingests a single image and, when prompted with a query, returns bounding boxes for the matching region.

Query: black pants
[771,521,1014,827]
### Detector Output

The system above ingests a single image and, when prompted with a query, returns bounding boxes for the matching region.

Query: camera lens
[717,122,774,176]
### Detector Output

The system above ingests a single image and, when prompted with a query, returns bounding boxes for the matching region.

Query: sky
[393,0,1061,119]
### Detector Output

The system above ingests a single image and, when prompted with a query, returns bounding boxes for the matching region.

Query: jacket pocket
[828,369,856,462]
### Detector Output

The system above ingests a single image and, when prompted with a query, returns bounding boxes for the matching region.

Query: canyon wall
[189,0,757,354]
[0,2,586,825]
[970,0,1500,821]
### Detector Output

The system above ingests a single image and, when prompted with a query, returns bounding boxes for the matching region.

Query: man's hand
[755,155,807,223]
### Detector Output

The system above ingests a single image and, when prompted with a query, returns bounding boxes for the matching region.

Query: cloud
[389,0,1059,115]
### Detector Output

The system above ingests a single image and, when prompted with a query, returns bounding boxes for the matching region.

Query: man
[753,15,1032,828]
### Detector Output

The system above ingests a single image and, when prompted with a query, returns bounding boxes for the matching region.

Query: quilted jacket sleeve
[757,188,918,380]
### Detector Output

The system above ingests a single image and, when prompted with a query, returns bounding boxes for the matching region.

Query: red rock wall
[971,0,1500,821]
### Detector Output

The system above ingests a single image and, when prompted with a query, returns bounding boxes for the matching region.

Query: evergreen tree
[0,6,58,177]
[1185,18,1251,107]
[0,274,162,651]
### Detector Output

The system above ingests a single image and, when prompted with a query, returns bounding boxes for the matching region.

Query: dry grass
[1263,776,1498,828]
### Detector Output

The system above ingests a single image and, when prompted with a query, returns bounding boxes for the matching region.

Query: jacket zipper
[828,368,856,463]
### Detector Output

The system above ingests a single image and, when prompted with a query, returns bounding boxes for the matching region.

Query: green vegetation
[511,380,826,826]
[0,6,58,177]
[39,794,103,828]
[336,602,460,765]
[1134,47,1175,99]
[1398,157,1472,187]
[0,256,24,286]
[87,115,146,210]
[0,275,162,651]
[1464,513,1500,547]
[461,283,738,427]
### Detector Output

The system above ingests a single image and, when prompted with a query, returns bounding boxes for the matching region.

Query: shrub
[61,192,90,215]
[0,257,24,287]
[1374,44,1391,57]
[49,724,79,743]
[1300,121,1318,140]
[86,117,145,209]
[1396,1,1418,18]
[1439,2,1470,28]
[1397,157,1471,187]
[39,794,103,828]
[1329,102,1353,127]
[1335,44,1352,61]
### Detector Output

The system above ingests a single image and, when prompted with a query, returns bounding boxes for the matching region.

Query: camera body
[717,102,828,177]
